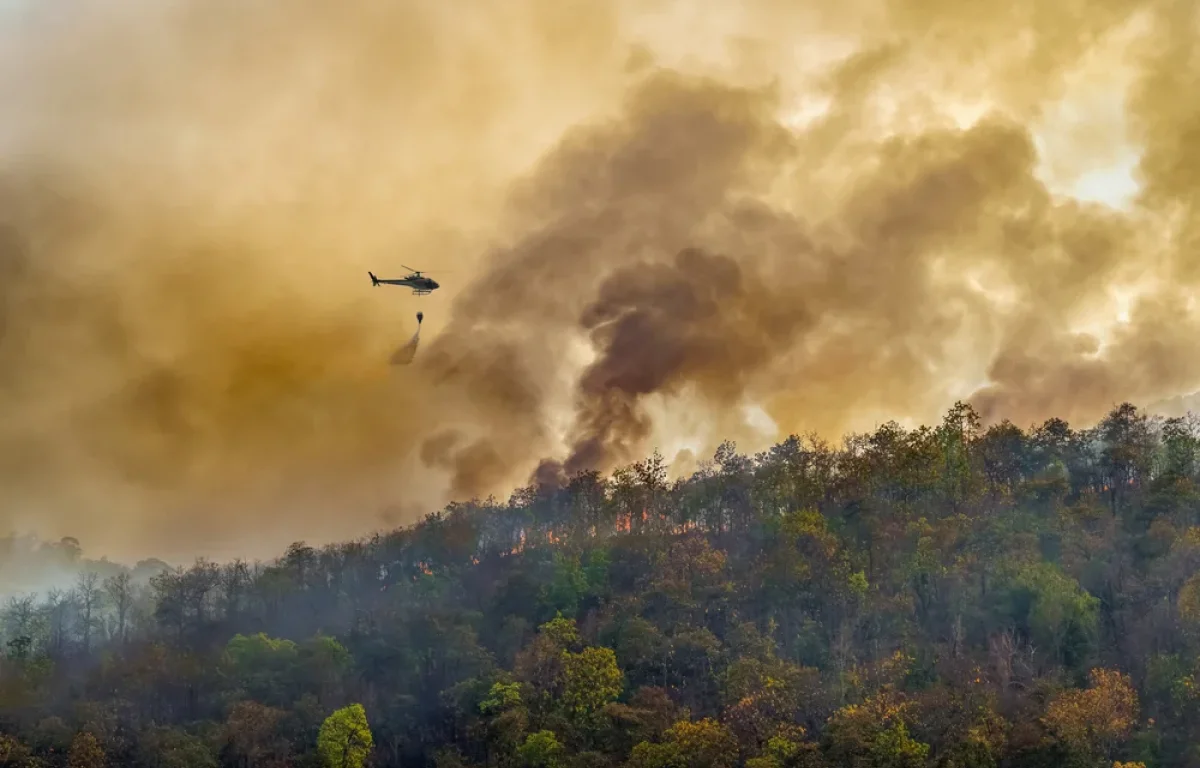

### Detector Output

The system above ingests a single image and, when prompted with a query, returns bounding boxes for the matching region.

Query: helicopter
[368,265,440,296]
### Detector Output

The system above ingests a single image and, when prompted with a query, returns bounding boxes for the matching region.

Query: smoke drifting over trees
[1,0,1199,558]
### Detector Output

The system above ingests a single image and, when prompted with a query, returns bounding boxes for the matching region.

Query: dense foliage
[2,402,1199,767]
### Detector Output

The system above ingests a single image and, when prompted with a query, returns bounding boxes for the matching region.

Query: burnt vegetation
[3,402,1199,767]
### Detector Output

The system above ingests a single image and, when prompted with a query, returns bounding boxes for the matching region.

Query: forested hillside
[3,402,1199,768]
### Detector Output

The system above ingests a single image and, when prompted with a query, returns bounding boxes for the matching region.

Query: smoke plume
[1,0,1199,560]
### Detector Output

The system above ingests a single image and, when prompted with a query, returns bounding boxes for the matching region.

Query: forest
[1,401,1198,768]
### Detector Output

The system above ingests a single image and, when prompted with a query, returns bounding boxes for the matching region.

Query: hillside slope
[1,401,1196,767]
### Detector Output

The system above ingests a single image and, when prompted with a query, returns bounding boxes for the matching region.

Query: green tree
[541,614,582,650]
[222,632,299,703]
[298,634,353,704]
[994,562,1099,669]
[540,553,587,617]
[317,704,374,768]
[561,646,625,720]
[481,681,524,715]
[517,730,565,768]
[823,692,930,768]
[868,722,928,768]
[136,727,218,768]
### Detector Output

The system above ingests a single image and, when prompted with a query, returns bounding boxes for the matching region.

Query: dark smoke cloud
[545,246,811,477]
[2,0,1199,561]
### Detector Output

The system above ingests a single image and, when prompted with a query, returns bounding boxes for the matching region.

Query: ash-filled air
[1,0,1199,561]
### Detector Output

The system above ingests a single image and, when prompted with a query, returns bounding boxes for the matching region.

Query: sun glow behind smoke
[653,33,1153,452]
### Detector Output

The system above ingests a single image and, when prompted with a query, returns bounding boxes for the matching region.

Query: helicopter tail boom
[368,271,380,286]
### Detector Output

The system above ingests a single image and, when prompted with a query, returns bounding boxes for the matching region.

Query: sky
[1,0,1199,564]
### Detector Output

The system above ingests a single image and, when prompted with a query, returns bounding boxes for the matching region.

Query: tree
[42,588,73,657]
[628,718,739,768]
[517,731,565,768]
[993,562,1099,670]
[868,722,928,768]
[1043,668,1139,765]
[561,646,625,721]
[823,691,930,768]
[0,735,37,767]
[74,571,103,656]
[222,700,290,768]
[1098,403,1155,516]
[2,595,39,659]
[298,634,353,704]
[480,681,523,716]
[102,572,133,645]
[222,632,299,703]
[479,680,530,766]
[67,731,106,768]
[317,704,374,768]
[136,726,218,768]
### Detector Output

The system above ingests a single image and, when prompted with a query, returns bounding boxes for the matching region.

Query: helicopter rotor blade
[398,264,459,272]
